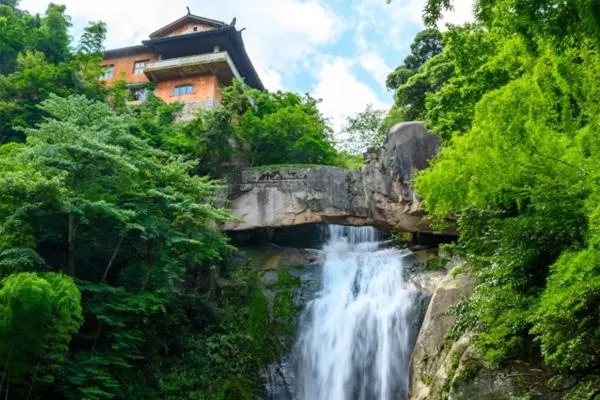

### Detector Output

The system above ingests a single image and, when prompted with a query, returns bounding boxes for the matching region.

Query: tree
[0,94,235,398]
[0,3,33,74]
[0,272,82,399]
[221,80,337,166]
[414,22,600,376]
[37,4,71,64]
[387,28,444,90]
[341,105,386,154]
[78,21,107,55]
[0,2,106,144]
[386,28,450,121]
[0,4,316,399]
[424,25,520,140]
[0,0,19,8]
[420,0,600,47]
[531,245,600,371]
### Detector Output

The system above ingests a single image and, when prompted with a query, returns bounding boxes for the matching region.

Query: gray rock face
[408,265,586,400]
[409,266,476,400]
[223,121,442,232]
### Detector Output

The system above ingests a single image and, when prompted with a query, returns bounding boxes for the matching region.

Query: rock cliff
[223,121,442,232]
[409,264,600,400]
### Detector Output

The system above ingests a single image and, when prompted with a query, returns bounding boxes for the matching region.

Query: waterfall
[293,225,421,400]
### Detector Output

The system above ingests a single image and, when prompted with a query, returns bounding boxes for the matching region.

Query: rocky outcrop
[223,121,442,232]
[362,120,442,231]
[409,265,600,400]
[409,265,475,400]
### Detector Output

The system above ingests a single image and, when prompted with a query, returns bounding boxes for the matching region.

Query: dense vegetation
[0,2,325,399]
[382,0,600,384]
[4,0,599,397]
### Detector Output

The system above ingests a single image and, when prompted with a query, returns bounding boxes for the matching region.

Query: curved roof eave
[142,27,264,90]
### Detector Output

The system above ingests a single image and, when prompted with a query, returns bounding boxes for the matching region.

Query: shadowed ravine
[288,225,424,400]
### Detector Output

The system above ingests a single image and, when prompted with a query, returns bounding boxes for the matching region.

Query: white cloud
[20,0,187,48]
[221,0,344,90]
[351,0,421,55]
[313,57,390,136]
[260,68,284,92]
[19,0,343,92]
[19,0,474,137]
[437,0,475,28]
[352,0,475,54]
[358,52,393,85]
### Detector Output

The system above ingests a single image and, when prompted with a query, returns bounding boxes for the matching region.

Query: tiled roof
[149,14,226,39]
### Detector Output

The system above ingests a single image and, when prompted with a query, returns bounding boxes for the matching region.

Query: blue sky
[20,0,473,134]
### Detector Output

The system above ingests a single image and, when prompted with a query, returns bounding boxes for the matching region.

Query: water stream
[292,225,422,400]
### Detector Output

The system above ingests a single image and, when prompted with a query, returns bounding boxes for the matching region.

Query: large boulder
[362,121,441,230]
[223,121,442,232]
[408,265,597,400]
[409,265,475,400]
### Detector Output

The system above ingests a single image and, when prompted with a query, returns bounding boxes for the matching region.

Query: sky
[20,0,474,134]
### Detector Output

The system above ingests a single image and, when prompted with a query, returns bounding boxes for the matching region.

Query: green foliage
[425,257,447,271]
[37,3,70,64]
[386,29,444,90]
[425,26,529,140]
[133,80,345,175]
[170,107,234,177]
[0,272,81,398]
[386,28,448,122]
[222,80,337,166]
[0,93,239,399]
[412,0,600,379]
[276,266,301,289]
[78,21,107,55]
[530,245,600,371]
[342,104,387,154]
[158,266,302,400]
[0,2,106,144]
[333,151,364,169]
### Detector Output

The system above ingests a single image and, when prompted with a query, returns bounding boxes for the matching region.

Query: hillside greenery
[0,2,318,399]
[3,0,600,398]
[386,0,600,383]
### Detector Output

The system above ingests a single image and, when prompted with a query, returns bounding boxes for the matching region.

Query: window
[130,87,147,102]
[99,65,114,79]
[133,60,148,75]
[173,84,193,96]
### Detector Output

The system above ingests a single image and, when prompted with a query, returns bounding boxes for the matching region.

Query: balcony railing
[143,51,240,83]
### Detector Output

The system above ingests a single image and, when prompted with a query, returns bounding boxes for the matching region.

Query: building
[100,10,263,111]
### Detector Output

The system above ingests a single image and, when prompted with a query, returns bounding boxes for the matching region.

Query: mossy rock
[562,374,600,400]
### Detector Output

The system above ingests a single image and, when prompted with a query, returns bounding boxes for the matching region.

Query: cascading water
[293,225,421,400]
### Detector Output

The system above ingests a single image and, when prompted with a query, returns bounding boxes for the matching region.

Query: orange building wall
[100,52,158,85]
[165,22,216,37]
[154,74,221,105]
[214,81,222,104]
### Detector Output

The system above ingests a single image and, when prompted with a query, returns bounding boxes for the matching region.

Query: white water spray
[294,225,420,400]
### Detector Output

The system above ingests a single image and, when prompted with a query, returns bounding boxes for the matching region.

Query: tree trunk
[141,240,157,291]
[102,234,125,283]
[0,347,12,397]
[26,362,40,400]
[68,214,76,277]
[207,265,220,302]
[90,321,102,357]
